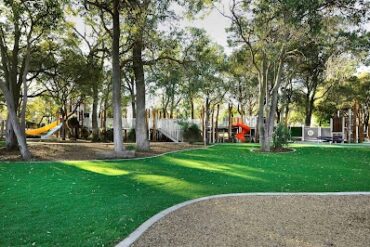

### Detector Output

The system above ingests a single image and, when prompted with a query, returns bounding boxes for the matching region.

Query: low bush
[179,121,202,144]
[272,122,290,149]
[127,129,136,142]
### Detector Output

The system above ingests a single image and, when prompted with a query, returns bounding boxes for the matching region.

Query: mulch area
[0,141,202,161]
[132,195,370,247]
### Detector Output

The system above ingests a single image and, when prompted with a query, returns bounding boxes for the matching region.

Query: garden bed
[0,141,202,161]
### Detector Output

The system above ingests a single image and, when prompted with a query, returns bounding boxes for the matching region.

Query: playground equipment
[25,121,61,138]
[40,123,63,139]
[232,122,251,142]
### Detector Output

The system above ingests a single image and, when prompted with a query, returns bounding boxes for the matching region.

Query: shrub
[102,128,113,142]
[272,122,290,149]
[127,129,136,142]
[80,127,90,140]
[126,144,136,150]
[179,121,202,144]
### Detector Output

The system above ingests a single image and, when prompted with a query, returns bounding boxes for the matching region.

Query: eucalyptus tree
[226,0,309,151]
[183,28,227,144]
[122,64,136,118]
[121,1,183,151]
[225,0,368,151]
[278,60,299,123]
[121,1,212,150]
[69,9,108,141]
[293,12,368,126]
[148,61,183,118]
[83,0,210,151]
[84,0,128,153]
[227,49,258,118]
[0,0,62,159]
[39,44,89,139]
[178,27,211,119]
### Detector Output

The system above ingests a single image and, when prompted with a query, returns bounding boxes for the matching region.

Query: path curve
[116,192,370,247]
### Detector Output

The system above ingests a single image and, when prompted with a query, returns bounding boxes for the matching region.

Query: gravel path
[131,195,370,247]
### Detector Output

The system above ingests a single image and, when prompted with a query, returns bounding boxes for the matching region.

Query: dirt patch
[0,142,203,161]
[132,195,370,247]
[251,147,295,153]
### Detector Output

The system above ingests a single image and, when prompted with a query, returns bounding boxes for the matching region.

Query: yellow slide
[26,121,59,136]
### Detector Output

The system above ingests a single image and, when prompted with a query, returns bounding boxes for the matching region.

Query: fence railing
[157,119,183,142]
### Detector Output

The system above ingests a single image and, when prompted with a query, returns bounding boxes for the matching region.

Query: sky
[173,3,232,54]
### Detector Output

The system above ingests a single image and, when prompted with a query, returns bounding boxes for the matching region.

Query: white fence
[290,125,343,143]
[83,116,257,142]
[156,119,183,142]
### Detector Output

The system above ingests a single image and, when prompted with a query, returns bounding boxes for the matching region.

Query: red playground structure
[232,122,251,142]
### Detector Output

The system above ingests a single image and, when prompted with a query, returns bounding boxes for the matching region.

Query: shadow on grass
[0,143,369,246]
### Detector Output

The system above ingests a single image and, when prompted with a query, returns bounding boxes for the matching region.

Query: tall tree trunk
[1,81,31,160]
[20,35,31,132]
[91,85,99,141]
[211,105,215,143]
[169,107,174,119]
[266,51,285,150]
[190,97,194,119]
[0,120,4,140]
[5,88,20,150]
[228,103,232,142]
[201,106,205,145]
[131,94,136,118]
[305,98,315,127]
[364,106,369,138]
[284,105,290,124]
[215,104,220,143]
[257,59,267,151]
[112,0,124,152]
[61,105,67,140]
[6,19,21,150]
[133,37,149,151]
[5,116,17,150]
[204,97,210,145]
[102,97,108,131]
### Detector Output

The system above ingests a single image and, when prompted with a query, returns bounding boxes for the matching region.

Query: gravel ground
[132,195,370,247]
[0,142,202,161]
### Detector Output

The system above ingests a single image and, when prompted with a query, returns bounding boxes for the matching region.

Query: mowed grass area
[1,144,369,246]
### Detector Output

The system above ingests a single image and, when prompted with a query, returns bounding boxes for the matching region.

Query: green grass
[0,143,369,246]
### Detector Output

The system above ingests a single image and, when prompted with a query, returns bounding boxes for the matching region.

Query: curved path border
[116,192,370,247]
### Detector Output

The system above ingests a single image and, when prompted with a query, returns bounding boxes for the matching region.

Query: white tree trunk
[112,0,124,153]
[0,80,31,160]
[257,58,268,151]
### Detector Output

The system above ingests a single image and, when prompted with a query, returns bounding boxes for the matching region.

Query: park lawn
[0,144,369,246]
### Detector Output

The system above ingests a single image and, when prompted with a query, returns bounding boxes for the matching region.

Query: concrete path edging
[115,192,370,247]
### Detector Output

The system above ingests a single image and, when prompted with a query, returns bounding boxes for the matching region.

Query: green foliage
[179,121,202,143]
[126,144,136,151]
[80,127,90,140]
[101,128,113,142]
[272,123,290,149]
